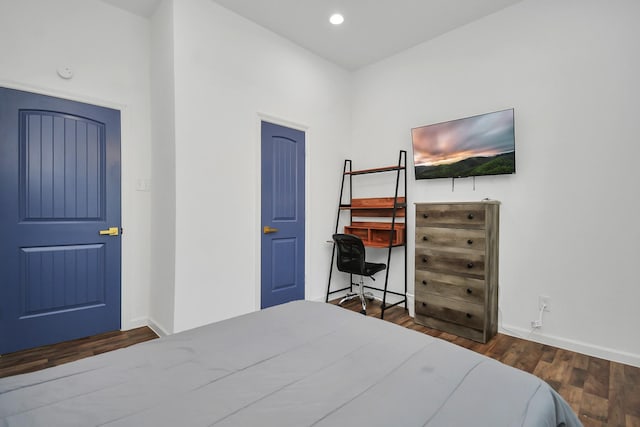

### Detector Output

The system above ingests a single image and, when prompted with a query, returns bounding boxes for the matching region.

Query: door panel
[20,244,106,317]
[0,87,121,354]
[261,122,305,309]
[23,112,105,220]
[271,238,297,291]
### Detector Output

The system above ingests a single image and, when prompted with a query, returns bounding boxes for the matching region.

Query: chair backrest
[332,234,366,275]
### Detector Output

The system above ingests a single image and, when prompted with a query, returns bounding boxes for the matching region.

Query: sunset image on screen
[411,109,515,179]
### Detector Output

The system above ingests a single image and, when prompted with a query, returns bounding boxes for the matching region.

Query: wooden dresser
[414,201,499,343]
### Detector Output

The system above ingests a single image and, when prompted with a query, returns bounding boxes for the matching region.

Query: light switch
[136,179,151,192]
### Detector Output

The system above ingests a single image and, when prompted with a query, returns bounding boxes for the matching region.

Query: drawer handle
[466,288,472,294]
[466,313,472,319]
[468,213,474,220]
[423,257,428,264]
[423,213,429,218]
[467,262,474,269]
[422,302,427,307]
[422,280,427,286]
[422,236,428,241]
[467,239,473,245]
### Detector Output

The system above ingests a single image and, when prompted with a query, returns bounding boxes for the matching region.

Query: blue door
[0,88,121,354]
[261,121,305,308]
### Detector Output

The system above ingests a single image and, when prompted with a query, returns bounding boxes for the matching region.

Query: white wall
[149,0,177,335]
[0,0,152,331]
[169,0,352,332]
[5,0,635,368]
[351,0,640,366]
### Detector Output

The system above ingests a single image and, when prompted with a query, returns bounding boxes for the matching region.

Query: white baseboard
[121,316,148,331]
[309,290,350,303]
[403,295,638,367]
[407,293,415,317]
[500,324,640,368]
[121,316,170,337]
[146,318,170,337]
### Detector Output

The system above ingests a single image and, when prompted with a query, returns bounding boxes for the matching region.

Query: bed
[0,301,581,426]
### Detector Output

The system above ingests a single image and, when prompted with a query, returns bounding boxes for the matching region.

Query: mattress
[0,301,581,426]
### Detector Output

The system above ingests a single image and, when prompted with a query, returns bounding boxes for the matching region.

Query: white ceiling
[100,0,522,70]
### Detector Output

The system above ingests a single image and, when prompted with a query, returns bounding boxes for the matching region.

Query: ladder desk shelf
[326,150,408,319]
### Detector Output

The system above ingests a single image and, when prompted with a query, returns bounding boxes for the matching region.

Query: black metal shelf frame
[325,150,408,319]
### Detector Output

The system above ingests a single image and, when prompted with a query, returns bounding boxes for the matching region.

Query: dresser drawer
[416,204,485,228]
[415,248,485,278]
[414,314,485,342]
[415,270,485,305]
[416,227,485,251]
[415,294,485,330]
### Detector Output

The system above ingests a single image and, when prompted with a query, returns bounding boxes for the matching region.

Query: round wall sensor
[57,66,74,80]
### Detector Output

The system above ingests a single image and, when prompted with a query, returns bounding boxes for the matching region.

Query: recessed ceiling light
[329,13,344,25]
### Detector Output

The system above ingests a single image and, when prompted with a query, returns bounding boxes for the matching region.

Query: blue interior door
[261,121,305,309]
[0,87,121,354]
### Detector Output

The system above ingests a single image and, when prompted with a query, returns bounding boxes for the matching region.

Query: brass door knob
[99,227,119,236]
[263,226,279,234]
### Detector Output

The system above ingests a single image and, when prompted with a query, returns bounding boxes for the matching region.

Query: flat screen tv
[411,108,515,180]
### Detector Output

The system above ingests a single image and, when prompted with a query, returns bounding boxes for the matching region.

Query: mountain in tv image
[415,151,515,179]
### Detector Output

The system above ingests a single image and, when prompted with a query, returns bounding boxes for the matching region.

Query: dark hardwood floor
[0,326,158,378]
[0,303,638,427]
[333,299,640,427]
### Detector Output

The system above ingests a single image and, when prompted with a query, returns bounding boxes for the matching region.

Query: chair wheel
[360,309,366,315]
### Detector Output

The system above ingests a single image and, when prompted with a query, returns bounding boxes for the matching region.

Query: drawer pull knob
[423,236,428,241]
[467,239,473,245]
[467,262,474,269]
[468,213,474,220]
[422,302,427,307]
[422,280,427,285]
[423,213,429,218]
[466,288,472,294]
[423,257,428,263]
[466,313,472,319]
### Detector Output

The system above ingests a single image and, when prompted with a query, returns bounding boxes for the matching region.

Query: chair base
[338,283,383,315]
[338,291,375,304]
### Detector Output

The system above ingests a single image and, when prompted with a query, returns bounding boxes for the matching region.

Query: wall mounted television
[411,108,515,180]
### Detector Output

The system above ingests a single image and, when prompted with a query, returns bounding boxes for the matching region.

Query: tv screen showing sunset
[412,109,515,180]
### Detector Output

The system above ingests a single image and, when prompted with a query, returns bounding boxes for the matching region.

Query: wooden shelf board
[346,166,406,175]
[340,206,406,210]
[349,210,406,218]
[364,242,406,248]
[340,197,407,214]
[347,222,405,230]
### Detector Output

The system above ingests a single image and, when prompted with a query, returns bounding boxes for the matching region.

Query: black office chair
[332,233,387,315]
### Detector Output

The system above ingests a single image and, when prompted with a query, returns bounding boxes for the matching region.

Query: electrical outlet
[531,320,542,328]
[538,296,551,312]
